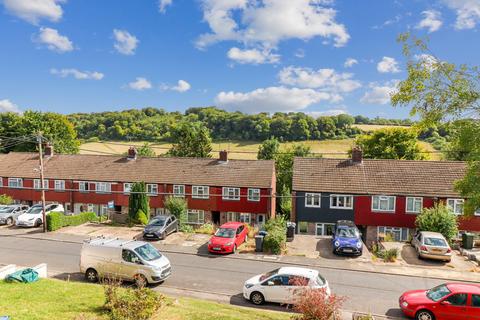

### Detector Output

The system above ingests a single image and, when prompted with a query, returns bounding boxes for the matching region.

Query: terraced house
[292,148,480,242]
[0,146,276,227]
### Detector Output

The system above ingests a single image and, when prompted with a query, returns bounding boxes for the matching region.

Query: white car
[243,267,331,305]
[411,231,452,262]
[16,203,64,227]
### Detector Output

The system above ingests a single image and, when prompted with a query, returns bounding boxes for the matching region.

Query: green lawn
[0,279,291,320]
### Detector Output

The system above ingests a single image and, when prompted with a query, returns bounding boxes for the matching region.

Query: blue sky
[0,0,479,118]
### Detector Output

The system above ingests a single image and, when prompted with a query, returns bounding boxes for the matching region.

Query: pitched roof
[292,157,467,197]
[0,153,275,189]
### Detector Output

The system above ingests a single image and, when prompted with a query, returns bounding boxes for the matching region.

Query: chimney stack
[127,146,137,160]
[351,146,363,165]
[219,150,228,163]
[44,143,54,158]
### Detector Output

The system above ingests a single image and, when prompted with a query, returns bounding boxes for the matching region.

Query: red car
[399,283,480,320]
[207,222,248,254]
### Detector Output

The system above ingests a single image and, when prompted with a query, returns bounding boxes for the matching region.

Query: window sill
[96,192,112,194]
[222,198,240,201]
[330,206,353,210]
[192,197,209,200]
[372,210,395,213]
[405,211,420,215]
[247,199,261,202]
[305,205,321,208]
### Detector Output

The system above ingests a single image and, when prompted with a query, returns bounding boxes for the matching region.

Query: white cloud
[128,77,152,91]
[377,56,400,73]
[3,0,65,24]
[416,10,443,33]
[159,0,173,13]
[196,0,349,49]
[415,54,439,71]
[444,0,480,29]
[306,109,348,117]
[295,49,305,58]
[227,47,280,64]
[113,29,139,55]
[278,66,361,93]
[160,80,192,92]
[0,99,21,113]
[50,68,104,80]
[34,27,73,53]
[344,58,358,68]
[215,86,340,114]
[360,81,399,105]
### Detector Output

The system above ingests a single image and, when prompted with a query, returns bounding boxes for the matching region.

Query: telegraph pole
[37,134,47,233]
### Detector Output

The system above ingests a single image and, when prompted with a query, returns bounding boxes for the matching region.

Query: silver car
[0,205,29,225]
[412,231,452,262]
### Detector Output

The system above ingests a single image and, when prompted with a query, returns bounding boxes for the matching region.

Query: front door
[256,214,266,227]
[212,211,220,225]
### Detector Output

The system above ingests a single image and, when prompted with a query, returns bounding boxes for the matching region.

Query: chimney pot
[127,146,137,160]
[351,146,363,164]
[44,143,54,158]
[219,150,228,163]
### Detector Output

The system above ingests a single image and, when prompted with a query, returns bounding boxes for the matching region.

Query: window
[406,197,423,214]
[226,212,239,222]
[222,187,240,200]
[377,226,409,242]
[447,199,464,215]
[95,182,111,193]
[173,185,185,197]
[122,249,139,264]
[476,208,480,217]
[248,188,260,202]
[316,223,335,236]
[298,221,308,234]
[192,186,209,199]
[187,209,205,224]
[123,183,132,194]
[8,178,22,188]
[34,179,49,190]
[305,193,321,208]
[54,180,65,191]
[0,177,2,187]
[330,195,353,209]
[372,196,395,212]
[146,184,158,195]
[472,294,480,307]
[239,213,251,224]
[445,293,467,306]
[78,181,89,192]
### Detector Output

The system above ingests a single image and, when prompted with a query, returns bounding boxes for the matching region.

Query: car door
[235,225,244,246]
[469,294,480,320]
[171,216,177,231]
[261,275,289,303]
[120,249,141,281]
[437,293,469,320]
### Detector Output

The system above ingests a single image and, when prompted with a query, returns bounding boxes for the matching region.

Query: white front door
[256,214,266,227]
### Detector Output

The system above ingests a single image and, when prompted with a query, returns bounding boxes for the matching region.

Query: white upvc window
[8,178,23,188]
[447,199,464,215]
[173,185,185,197]
[78,181,89,192]
[226,212,239,222]
[0,177,2,187]
[95,182,111,193]
[192,186,209,199]
[372,195,396,212]
[475,208,480,217]
[34,179,49,190]
[239,213,251,224]
[147,184,158,195]
[406,197,423,214]
[123,183,132,194]
[330,195,353,209]
[248,188,260,202]
[222,187,240,200]
[54,180,65,191]
[377,226,409,242]
[187,209,205,224]
[305,193,321,208]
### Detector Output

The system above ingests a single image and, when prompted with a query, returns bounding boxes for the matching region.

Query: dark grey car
[143,215,178,240]
[0,205,30,225]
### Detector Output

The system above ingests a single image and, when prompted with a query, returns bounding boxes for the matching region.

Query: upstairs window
[146,184,158,195]
[222,187,240,200]
[248,188,260,202]
[447,199,464,215]
[406,197,423,214]
[95,182,111,193]
[0,177,2,187]
[192,186,209,199]
[305,193,321,208]
[372,196,395,212]
[34,179,49,190]
[173,185,185,197]
[78,181,89,192]
[123,183,132,194]
[8,178,23,188]
[54,180,65,191]
[330,195,353,209]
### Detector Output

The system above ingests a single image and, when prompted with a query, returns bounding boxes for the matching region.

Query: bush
[47,211,98,231]
[128,182,150,224]
[195,223,214,235]
[0,194,13,205]
[180,224,194,233]
[416,203,459,243]
[137,210,148,225]
[263,216,287,254]
[104,281,164,320]
[164,196,187,227]
[383,248,399,263]
[293,287,345,320]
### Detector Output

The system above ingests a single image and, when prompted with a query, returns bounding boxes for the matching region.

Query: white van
[80,238,171,287]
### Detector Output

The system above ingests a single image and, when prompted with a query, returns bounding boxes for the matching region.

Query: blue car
[332,220,363,256]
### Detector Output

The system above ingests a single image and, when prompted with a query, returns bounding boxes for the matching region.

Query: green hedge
[46,211,98,231]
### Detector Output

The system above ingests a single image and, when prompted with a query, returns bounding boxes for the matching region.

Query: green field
[0,279,291,320]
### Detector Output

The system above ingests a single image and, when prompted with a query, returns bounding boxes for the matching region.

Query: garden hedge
[46,211,98,231]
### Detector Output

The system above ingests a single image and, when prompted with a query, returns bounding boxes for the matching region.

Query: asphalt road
[0,236,446,317]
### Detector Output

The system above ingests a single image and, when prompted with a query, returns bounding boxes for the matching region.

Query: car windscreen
[214,228,235,238]
[259,268,280,281]
[426,284,451,302]
[424,237,447,247]
[0,207,14,213]
[148,218,166,226]
[134,243,162,261]
[336,227,358,238]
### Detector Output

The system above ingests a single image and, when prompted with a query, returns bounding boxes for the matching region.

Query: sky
[0,0,479,118]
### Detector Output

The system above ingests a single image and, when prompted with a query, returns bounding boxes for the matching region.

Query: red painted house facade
[0,148,276,227]
[292,149,480,240]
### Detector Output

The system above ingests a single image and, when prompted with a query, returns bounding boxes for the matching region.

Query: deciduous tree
[167,121,212,158]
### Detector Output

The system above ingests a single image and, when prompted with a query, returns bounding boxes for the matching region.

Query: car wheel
[250,291,265,305]
[35,219,42,227]
[416,310,435,320]
[134,274,147,288]
[85,268,98,283]
[6,217,13,225]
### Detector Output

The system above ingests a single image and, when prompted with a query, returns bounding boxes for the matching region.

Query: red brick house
[0,148,276,227]
[292,149,480,241]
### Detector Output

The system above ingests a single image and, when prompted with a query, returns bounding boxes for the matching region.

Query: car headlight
[401,301,408,308]
[225,242,233,246]
[356,242,362,249]
[245,283,254,289]
[334,241,340,247]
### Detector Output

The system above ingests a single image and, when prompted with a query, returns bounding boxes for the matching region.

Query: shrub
[137,210,148,225]
[383,248,399,262]
[416,203,459,243]
[292,287,345,320]
[248,226,259,239]
[0,194,13,205]
[104,281,164,320]
[180,224,194,233]
[128,182,150,224]
[164,196,187,227]
[263,216,287,254]
[47,211,98,231]
[195,223,214,234]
